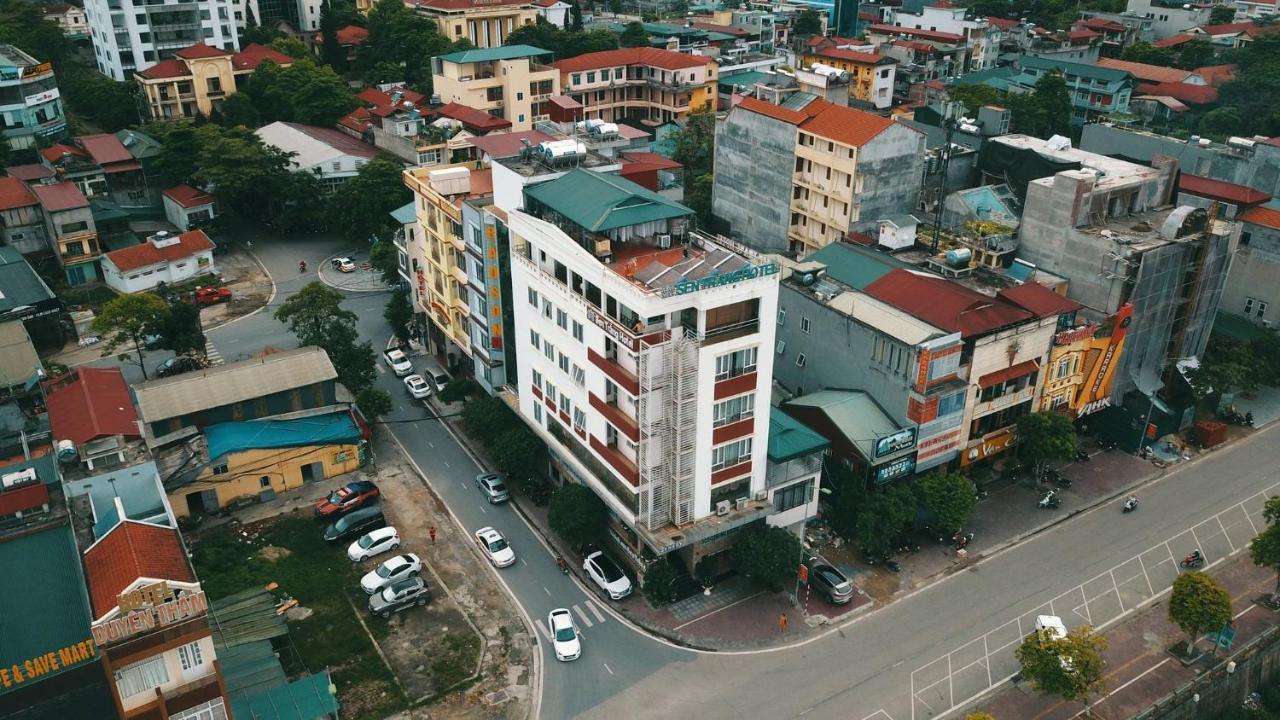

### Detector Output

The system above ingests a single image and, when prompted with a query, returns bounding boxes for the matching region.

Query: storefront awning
[978,359,1039,389]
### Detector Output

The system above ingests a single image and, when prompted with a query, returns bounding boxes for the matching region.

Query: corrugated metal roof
[438,44,551,64]
[768,407,828,462]
[230,671,339,720]
[825,291,951,345]
[524,168,692,232]
[785,390,901,460]
[132,346,337,423]
[209,588,289,650]
[0,321,40,389]
[0,246,57,312]
[807,241,913,290]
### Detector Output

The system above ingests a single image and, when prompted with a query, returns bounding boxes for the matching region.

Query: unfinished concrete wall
[852,122,927,233]
[1223,222,1280,326]
[712,109,798,254]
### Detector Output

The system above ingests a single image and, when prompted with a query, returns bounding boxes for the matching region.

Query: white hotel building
[505,167,789,571]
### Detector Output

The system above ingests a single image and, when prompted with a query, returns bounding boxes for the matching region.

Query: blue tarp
[205,413,360,461]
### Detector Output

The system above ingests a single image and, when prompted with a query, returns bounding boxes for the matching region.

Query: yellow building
[404,163,495,359]
[552,47,718,125]
[169,412,366,519]
[135,42,294,121]
[412,0,537,48]
[800,42,897,109]
[1039,304,1133,418]
[431,45,560,132]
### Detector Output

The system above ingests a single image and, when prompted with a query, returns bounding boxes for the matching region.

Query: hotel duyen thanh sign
[92,581,208,645]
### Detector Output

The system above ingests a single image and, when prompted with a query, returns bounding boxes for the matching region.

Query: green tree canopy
[150,299,205,356]
[274,282,359,346]
[733,524,802,592]
[356,387,393,420]
[1016,411,1077,478]
[384,289,414,343]
[322,323,378,394]
[854,482,916,557]
[917,471,976,533]
[1121,42,1175,67]
[1251,496,1280,605]
[505,19,619,60]
[370,239,401,286]
[1209,5,1236,24]
[326,158,411,242]
[358,0,457,90]
[1015,624,1108,706]
[1216,35,1280,137]
[318,0,346,71]
[952,83,1000,113]
[1168,571,1232,656]
[1187,338,1263,397]
[91,293,170,380]
[570,0,583,30]
[270,35,310,59]
[548,483,608,548]
[620,21,650,47]
[792,8,822,36]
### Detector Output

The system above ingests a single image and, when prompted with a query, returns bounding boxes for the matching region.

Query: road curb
[319,251,392,294]
[204,248,277,335]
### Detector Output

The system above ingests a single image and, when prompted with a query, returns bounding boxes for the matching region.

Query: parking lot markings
[585,599,605,623]
[573,605,594,627]
[536,620,552,641]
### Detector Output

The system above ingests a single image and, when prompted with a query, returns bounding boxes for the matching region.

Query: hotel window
[800,317,811,333]
[572,320,583,341]
[542,298,552,318]
[573,407,586,431]
[796,353,807,368]
[531,330,541,350]
[533,369,542,389]
[115,656,170,698]
[558,352,569,373]
[714,346,758,380]
[711,437,752,470]
[544,340,555,361]
[777,308,785,326]
[528,287,538,306]
[572,364,585,386]
[533,403,543,424]
[556,308,568,329]
[546,384,557,405]
[713,393,755,427]
[178,641,204,671]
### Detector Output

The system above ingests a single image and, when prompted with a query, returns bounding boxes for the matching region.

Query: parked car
[359,553,421,594]
[475,473,509,504]
[421,359,452,394]
[315,480,380,519]
[192,286,232,305]
[324,506,386,544]
[404,374,431,400]
[368,576,430,618]
[383,348,413,377]
[155,354,207,378]
[346,525,399,561]
[333,257,357,273]
[583,550,632,600]
[473,527,515,567]
[1034,614,1075,672]
[548,608,581,661]
[807,563,854,605]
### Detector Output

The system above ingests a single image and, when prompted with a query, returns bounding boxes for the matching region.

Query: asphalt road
[85,237,1280,719]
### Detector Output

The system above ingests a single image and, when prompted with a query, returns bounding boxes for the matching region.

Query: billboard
[1043,304,1133,418]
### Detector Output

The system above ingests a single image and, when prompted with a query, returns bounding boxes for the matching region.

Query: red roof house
[161,184,216,209]
[1178,173,1271,207]
[436,102,513,133]
[0,177,38,211]
[230,42,295,71]
[82,521,195,619]
[46,367,140,446]
[102,229,215,275]
[551,47,712,73]
[31,182,89,213]
[864,269,1033,338]
[996,282,1083,318]
[1239,205,1280,230]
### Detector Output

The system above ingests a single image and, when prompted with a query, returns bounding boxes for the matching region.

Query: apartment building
[1220,206,1280,328]
[431,45,559,132]
[800,37,896,109]
[0,177,46,254]
[411,0,538,48]
[85,0,239,80]
[460,199,518,393]
[1125,0,1211,39]
[43,4,90,37]
[234,0,325,31]
[136,42,294,121]
[507,168,784,573]
[30,182,100,286]
[0,45,68,151]
[712,95,925,257]
[1010,56,1134,124]
[552,48,718,125]
[880,5,998,71]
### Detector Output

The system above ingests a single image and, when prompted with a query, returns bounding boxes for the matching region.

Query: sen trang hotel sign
[91,581,208,646]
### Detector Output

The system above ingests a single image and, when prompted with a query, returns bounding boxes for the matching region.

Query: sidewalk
[968,552,1278,720]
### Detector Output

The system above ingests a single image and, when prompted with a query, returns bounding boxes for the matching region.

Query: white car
[548,608,581,661]
[360,553,422,594]
[404,374,431,400]
[347,526,400,562]
[583,550,633,600]
[336,257,357,273]
[473,527,515,568]
[1034,614,1075,672]
[383,348,413,377]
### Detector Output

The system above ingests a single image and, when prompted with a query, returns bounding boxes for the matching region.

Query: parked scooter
[953,531,975,550]
[1180,550,1205,569]
[1075,449,1091,462]
[1038,490,1060,509]
[1097,436,1118,451]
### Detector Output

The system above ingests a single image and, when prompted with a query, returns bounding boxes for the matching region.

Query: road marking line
[428,441,435,449]
[671,590,764,630]
[1109,569,1125,613]
[521,558,528,566]
[1190,526,1206,557]
[536,620,551,642]
[543,586,551,596]
[573,605,594,628]
[982,635,993,687]
[1072,658,1170,716]
[1217,515,1236,551]
[603,663,614,675]
[946,655,954,712]
[479,506,486,513]
[585,599,605,623]
[445,461,451,468]
[1234,604,1255,621]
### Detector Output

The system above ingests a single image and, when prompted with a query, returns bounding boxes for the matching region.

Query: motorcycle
[299,260,307,273]
[1180,551,1205,569]
[1076,450,1091,462]
[1122,497,1138,513]
[1038,490,1060,509]
[1097,436,1118,451]
[953,531,975,550]
[556,556,569,575]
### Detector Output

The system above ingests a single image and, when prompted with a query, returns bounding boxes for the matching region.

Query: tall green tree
[792,8,822,36]
[1209,5,1236,24]
[275,282,358,346]
[670,106,715,179]
[951,84,1000,113]
[326,158,411,242]
[733,523,802,592]
[854,482,916,557]
[0,0,73,68]
[1016,411,1077,480]
[1015,624,1108,708]
[1168,571,1232,657]
[319,0,346,71]
[384,289,414,343]
[548,483,608,548]
[356,388,393,420]
[145,124,202,187]
[570,0,584,30]
[1250,496,1280,605]
[1173,40,1215,70]
[270,35,310,59]
[620,20,650,47]
[1187,338,1263,397]
[91,294,170,380]
[917,471,977,533]
[370,238,402,286]
[1121,41,1175,67]
[358,0,455,90]
[324,323,379,394]
[150,300,205,356]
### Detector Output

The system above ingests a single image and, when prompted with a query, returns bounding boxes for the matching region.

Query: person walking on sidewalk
[779,612,788,633]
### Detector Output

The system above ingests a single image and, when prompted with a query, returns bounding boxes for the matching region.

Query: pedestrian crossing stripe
[204,340,224,366]
[537,620,552,641]
[573,605,594,628]
[585,599,605,623]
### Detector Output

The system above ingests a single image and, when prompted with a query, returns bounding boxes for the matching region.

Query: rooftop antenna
[930,100,963,253]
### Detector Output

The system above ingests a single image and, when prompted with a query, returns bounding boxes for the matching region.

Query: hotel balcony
[972,385,1035,418]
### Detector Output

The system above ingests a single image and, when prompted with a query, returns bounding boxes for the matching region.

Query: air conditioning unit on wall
[716,500,731,516]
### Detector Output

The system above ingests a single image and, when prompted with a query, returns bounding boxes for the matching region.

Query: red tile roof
[1240,205,1280,230]
[1179,173,1270,206]
[807,34,861,47]
[1134,81,1218,104]
[39,143,86,164]
[46,367,139,445]
[1199,21,1258,34]
[83,521,194,619]
[31,182,88,212]
[466,129,555,158]
[866,23,964,43]
[692,20,749,37]
[436,102,513,131]
[104,229,215,272]
[0,177,37,211]
[893,38,938,53]
[1097,57,1193,83]
[1066,28,1100,41]
[410,0,527,9]
[986,16,1019,30]
[356,85,427,108]
[6,164,54,182]
[176,43,232,59]
[0,482,50,518]
[1081,17,1127,32]
[138,58,191,79]
[231,43,295,71]
[552,47,712,73]
[733,96,904,148]
[977,359,1039,389]
[864,269,1033,338]
[79,133,134,167]
[1194,63,1237,86]
[735,95,810,124]
[620,151,681,170]
[810,45,886,64]
[1153,33,1195,47]
[997,282,1082,318]
[338,107,374,134]
[533,0,563,6]
[162,184,216,209]
[336,25,369,45]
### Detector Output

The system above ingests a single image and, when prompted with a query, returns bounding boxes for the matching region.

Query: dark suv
[323,506,385,544]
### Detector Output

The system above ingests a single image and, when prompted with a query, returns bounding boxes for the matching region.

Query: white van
[1034,615,1074,672]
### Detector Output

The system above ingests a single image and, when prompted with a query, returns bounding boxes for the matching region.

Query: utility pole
[930,101,962,253]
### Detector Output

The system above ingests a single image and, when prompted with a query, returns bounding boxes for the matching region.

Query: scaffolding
[635,328,699,531]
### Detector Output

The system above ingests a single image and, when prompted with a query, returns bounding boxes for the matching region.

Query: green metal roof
[525,168,692,233]
[719,70,772,88]
[390,201,416,225]
[0,525,97,695]
[807,241,913,291]
[1020,55,1132,83]
[437,44,552,64]
[0,247,57,313]
[230,671,339,720]
[786,390,901,460]
[768,407,829,462]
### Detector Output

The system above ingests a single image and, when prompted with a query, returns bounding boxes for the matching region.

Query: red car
[314,481,380,519]
[193,287,232,305]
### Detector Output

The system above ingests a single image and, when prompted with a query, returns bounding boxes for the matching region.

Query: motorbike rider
[1124,495,1138,510]
[556,555,568,573]
[299,260,307,273]
[1187,549,1204,564]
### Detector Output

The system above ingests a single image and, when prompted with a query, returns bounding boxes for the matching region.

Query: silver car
[368,576,430,618]
[475,473,509,504]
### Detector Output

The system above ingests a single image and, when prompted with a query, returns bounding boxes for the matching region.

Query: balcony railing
[972,385,1035,418]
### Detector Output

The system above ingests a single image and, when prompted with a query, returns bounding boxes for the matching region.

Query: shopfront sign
[874,427,917,459]
[21,62,52,79]
[666,262,778,296]
[24,87,59,107]
[0,639,96,691]
[92,582,208,646]
[960,428,1016,467]
[875,456,916,484]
